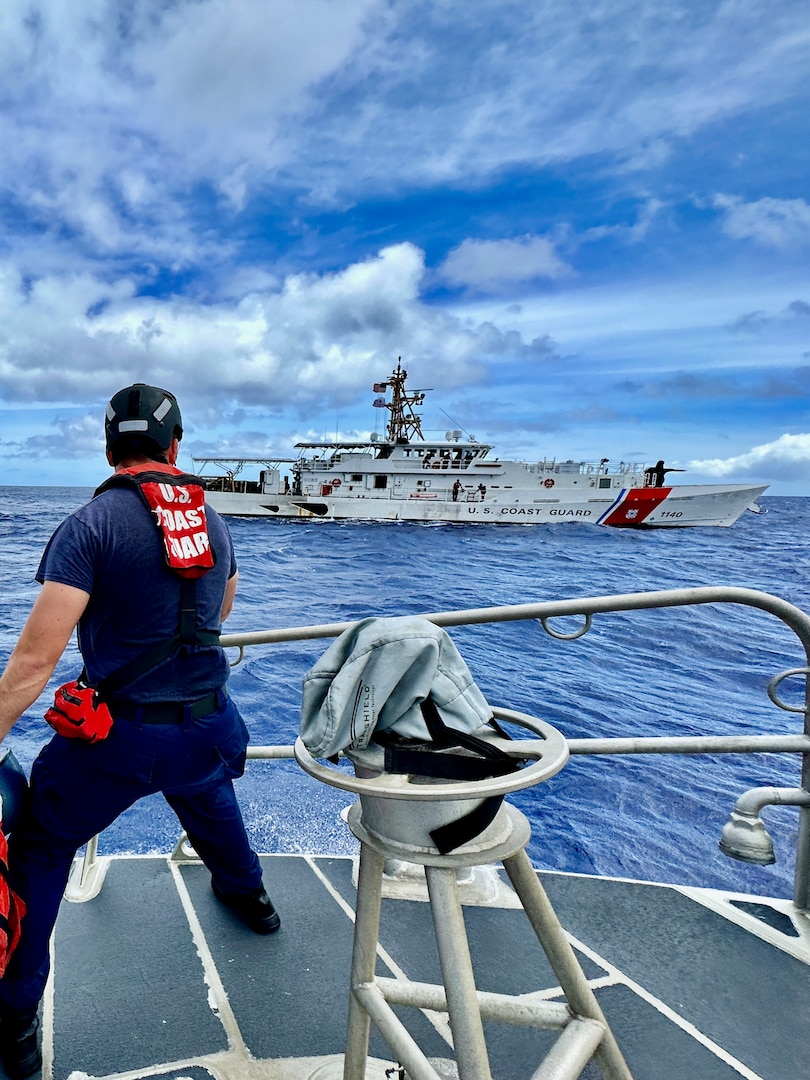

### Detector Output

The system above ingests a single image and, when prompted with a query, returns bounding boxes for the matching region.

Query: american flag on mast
[372,382,387,392]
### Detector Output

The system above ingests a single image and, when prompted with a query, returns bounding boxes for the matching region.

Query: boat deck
[26,848,810,1080]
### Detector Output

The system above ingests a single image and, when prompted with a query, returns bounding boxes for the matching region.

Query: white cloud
[437,236,572,291]
[0,243,554,435]
[0,0,807,262]
[713,195,810,248]
[131,0,378,160]
[575,199,665,246]
[15,414,104,461]
[0,2,808,490]
[294,1,810,192]
[690,433,810,480]
[0,0,379,252]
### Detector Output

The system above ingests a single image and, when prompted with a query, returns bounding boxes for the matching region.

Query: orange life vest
[95,463,215,578]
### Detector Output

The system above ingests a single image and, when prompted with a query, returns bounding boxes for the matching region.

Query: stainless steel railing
[71,587,810,909]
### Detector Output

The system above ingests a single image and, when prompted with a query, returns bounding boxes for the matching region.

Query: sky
[0,1,809,493]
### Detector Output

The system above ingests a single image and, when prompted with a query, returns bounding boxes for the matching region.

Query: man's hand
[0,581,90,742]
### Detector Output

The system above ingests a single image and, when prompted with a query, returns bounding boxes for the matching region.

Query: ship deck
[24,845,810,1080]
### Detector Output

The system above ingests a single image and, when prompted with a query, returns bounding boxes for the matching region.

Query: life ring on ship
[544,478,555,488]
[332,478,342,487]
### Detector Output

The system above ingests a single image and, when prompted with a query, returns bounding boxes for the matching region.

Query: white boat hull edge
[203,482,768,528]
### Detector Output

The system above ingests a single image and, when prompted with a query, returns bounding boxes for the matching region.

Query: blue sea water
[1,486,808,899]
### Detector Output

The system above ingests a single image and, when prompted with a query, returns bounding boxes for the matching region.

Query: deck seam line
[516,974,623,1004]
[562,930,765,1080]
[42,935,55,1080]
[169,859,250,1059]
[50,1047,243,1080]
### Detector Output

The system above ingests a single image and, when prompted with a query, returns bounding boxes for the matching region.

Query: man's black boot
[0,1009,41,1079]
[211,880,281,934]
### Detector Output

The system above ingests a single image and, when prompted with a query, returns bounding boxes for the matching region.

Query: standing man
[0,384,278,1079]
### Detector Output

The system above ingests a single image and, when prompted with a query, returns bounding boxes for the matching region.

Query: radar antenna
[374,358,427,443]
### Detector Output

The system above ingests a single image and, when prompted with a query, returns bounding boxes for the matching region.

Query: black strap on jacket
[377,696,522,855]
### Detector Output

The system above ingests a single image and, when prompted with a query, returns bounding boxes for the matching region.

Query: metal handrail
[74,588,810,908]
[220,586,810,648]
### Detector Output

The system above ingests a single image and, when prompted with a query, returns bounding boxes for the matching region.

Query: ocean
[1,486,808,899]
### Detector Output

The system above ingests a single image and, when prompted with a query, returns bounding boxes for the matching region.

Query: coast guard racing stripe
[598,487,672,527]
[95,463,215,578]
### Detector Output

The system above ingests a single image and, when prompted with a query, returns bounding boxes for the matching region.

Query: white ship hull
[203,481,767,528]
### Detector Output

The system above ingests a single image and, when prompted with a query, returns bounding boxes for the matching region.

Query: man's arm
[0,581,90,743]
[221,571,238,622]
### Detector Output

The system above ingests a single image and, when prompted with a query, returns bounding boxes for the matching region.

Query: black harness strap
[93,579,219,702]
[380,696,521,855]
[420,696,514,760]
[179,576,203,647]
[429,797,505,857]
[382,748,515,781]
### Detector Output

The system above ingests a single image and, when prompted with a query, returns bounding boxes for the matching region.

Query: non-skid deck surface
[8,854,808,1080]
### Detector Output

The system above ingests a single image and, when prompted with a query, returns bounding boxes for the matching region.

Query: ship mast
[375,358,426,442]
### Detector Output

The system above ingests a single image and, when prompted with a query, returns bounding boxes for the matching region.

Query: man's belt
[111,687,227,725]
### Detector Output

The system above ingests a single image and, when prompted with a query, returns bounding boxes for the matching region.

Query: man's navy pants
[0,691,262,1014]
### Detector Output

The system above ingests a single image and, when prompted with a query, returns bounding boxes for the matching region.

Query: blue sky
[0,1,808,492]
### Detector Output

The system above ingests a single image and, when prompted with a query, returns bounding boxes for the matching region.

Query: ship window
[374,475,387,489]
[351,474,362,482]
[598,477,612,489]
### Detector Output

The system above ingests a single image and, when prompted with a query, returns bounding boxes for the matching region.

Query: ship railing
[521,459,560,475]
[523,460,648,476]
[70,587,810,910]
[201,477,264,495]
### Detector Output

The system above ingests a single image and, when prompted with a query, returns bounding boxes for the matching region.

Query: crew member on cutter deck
[0,383,279,1080]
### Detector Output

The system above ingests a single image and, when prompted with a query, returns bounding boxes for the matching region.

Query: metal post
[798,666,810,911]
[343,841,386,1080]
[795,804,810,912]
[503,848,633,1080]
[79,834,98,889]
[425,865,492,1080]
